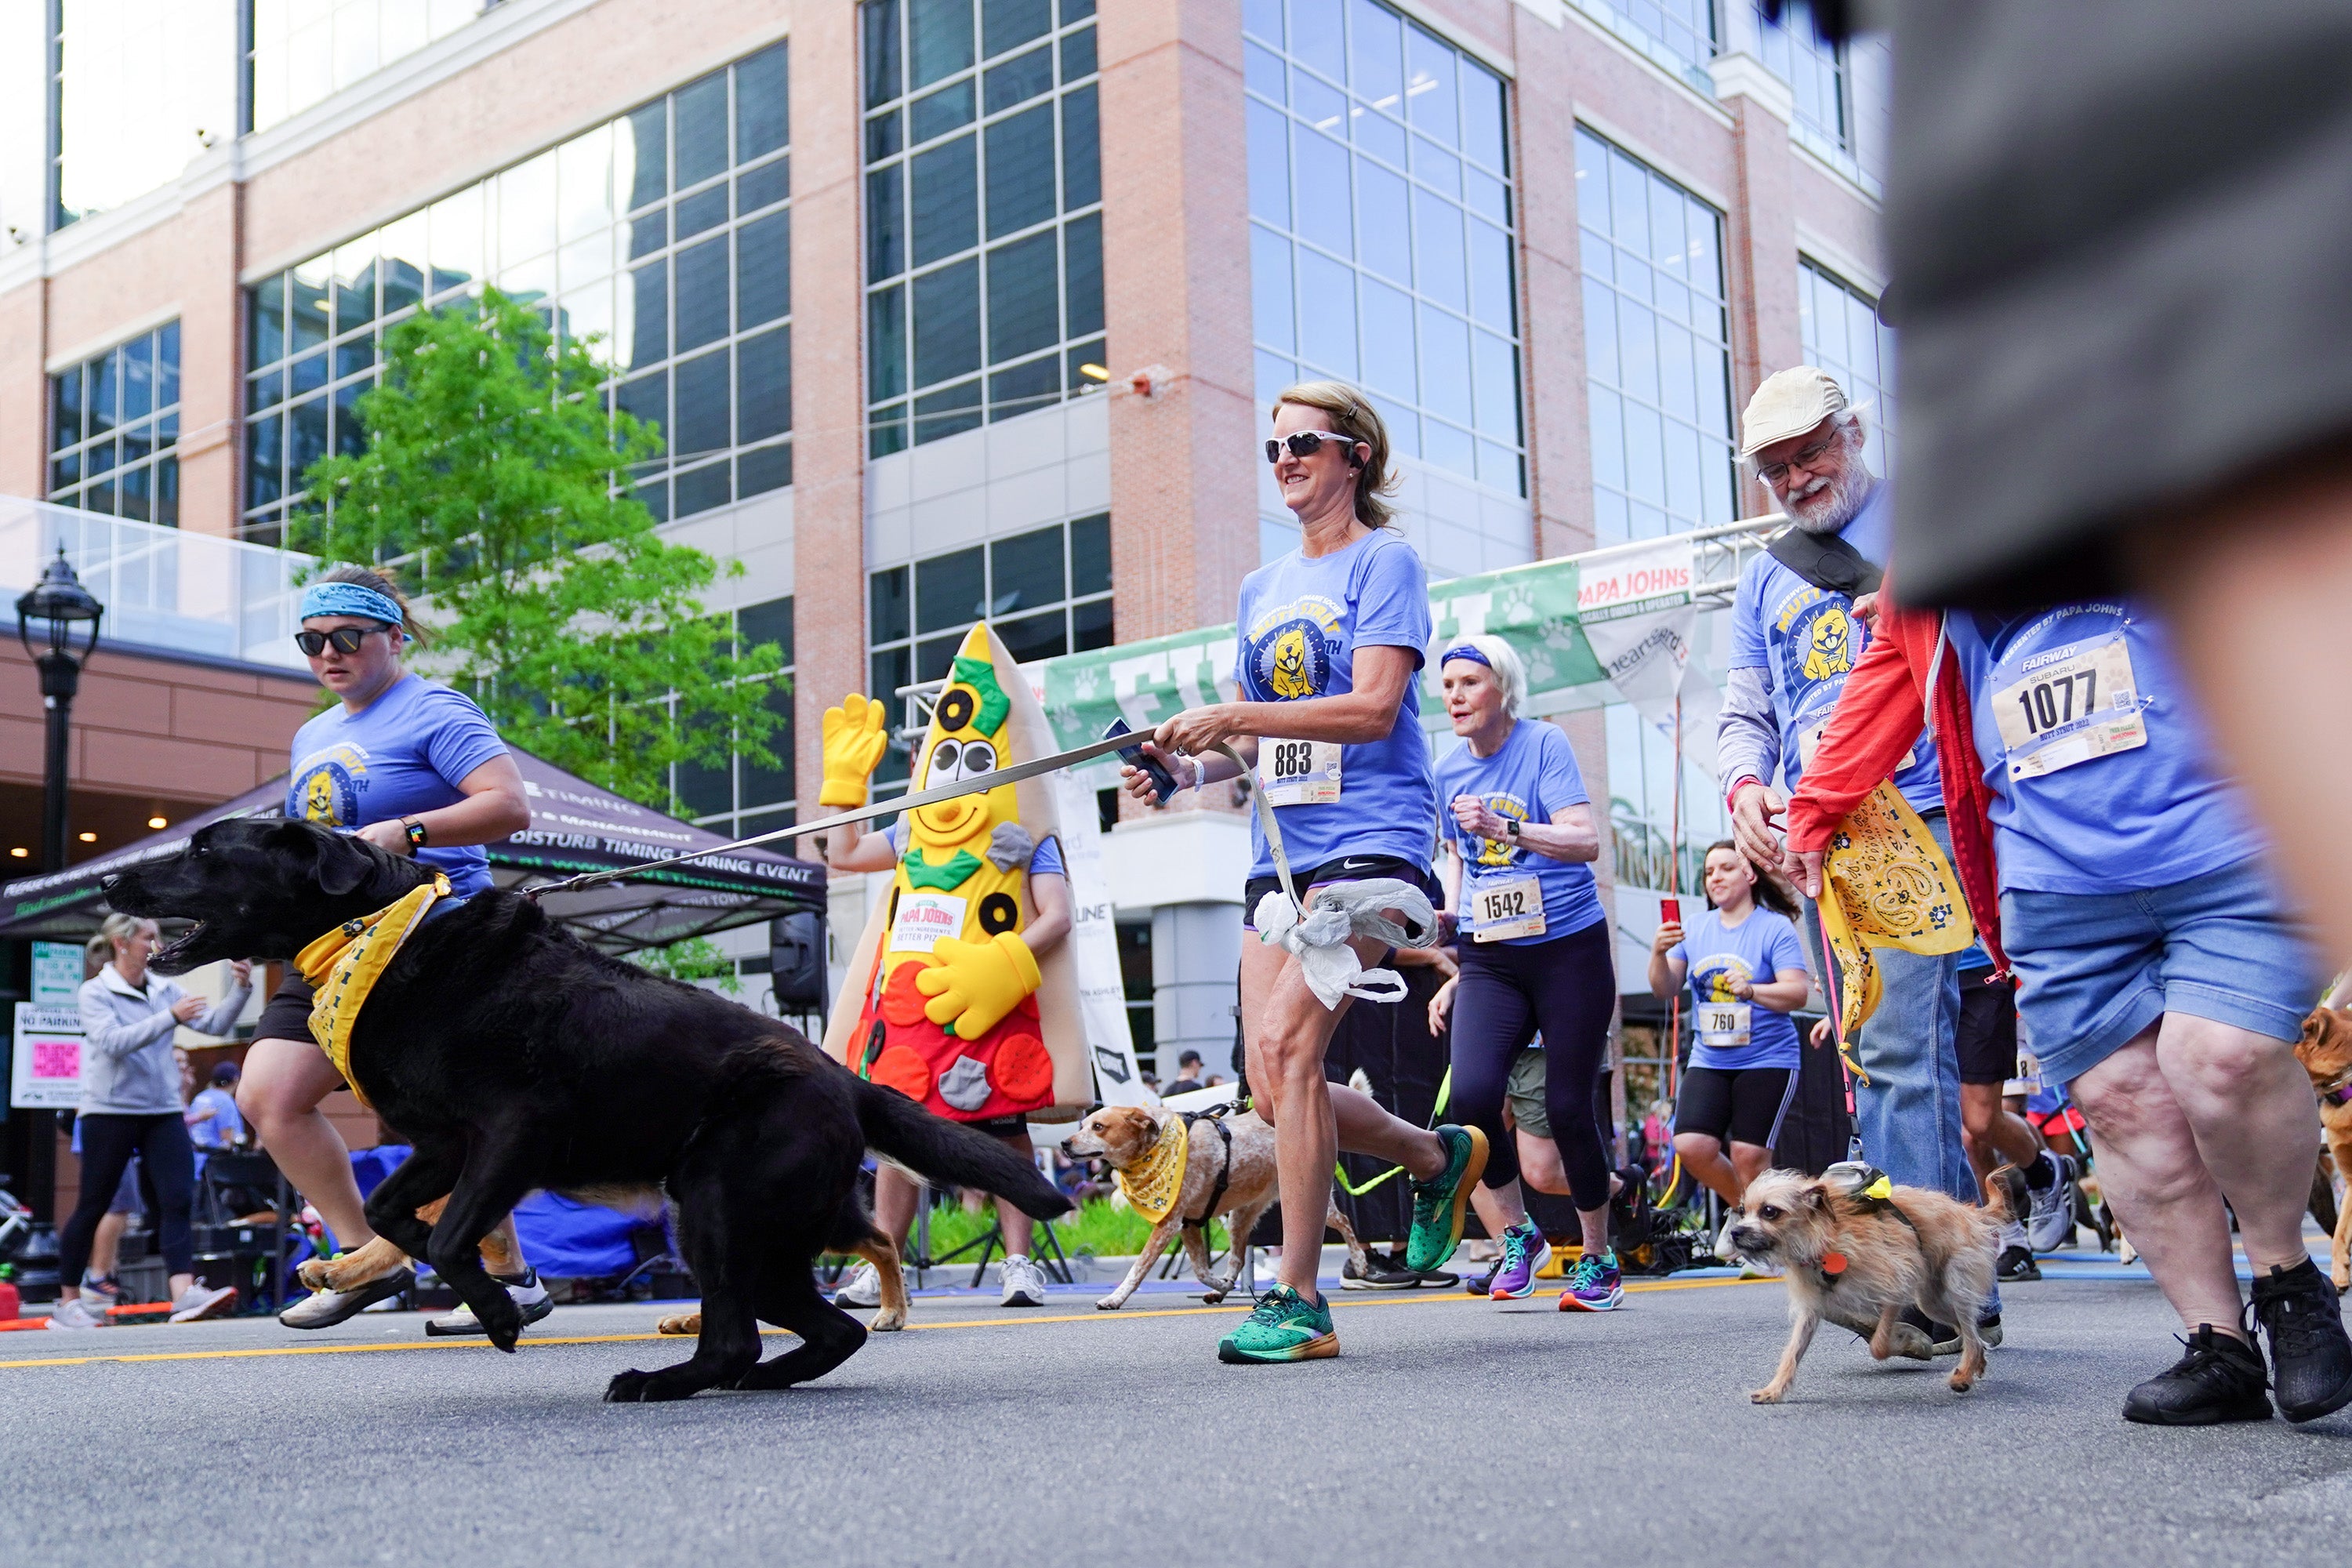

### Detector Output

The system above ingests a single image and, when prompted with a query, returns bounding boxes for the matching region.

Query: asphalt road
[5,1252,2352,1566]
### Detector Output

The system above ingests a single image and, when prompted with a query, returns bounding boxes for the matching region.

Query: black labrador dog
[103,818,1069,1402]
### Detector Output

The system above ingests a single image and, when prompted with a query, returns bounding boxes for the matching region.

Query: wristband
[401,818,429,849]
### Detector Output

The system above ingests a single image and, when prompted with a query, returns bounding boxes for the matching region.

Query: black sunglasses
[296,626,390,656]
[1265,430,1363,465]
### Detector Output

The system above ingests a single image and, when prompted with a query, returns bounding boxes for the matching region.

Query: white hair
[100,912,158,950]
[1441,633,1527,716]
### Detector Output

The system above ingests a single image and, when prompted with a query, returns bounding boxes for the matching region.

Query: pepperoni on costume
[869,1045,934,1102]
[881,959,932,1026]
[992,1033,1054,1103]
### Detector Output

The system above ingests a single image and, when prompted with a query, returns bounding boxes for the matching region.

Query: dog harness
[1182,1105,1238,1228]
[293,873,450,1112]
[1114,1114,1191,1223]
[1816,1167,1917,1287]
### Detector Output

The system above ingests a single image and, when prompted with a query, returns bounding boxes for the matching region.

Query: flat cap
[1739,365,1848,458]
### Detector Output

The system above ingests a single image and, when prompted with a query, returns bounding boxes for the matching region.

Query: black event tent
[0,746,823,953]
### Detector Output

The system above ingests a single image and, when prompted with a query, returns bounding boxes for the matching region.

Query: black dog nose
[100,874,119,895]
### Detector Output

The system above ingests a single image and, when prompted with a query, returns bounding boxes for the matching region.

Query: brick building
[2,0,1896,1081]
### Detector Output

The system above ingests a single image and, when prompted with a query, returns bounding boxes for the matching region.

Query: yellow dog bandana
[1816,782,1976,1046]
[293,873,450,1111]
[1113,1115,1190,1224]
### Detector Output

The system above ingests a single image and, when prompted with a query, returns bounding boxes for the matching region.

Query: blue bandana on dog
[300,581,409,639]
[1439,643,1493,670]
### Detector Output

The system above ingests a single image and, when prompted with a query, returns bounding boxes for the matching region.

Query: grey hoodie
[75,966,251,1117]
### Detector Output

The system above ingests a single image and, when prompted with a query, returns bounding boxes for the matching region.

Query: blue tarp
[349,1147,664,1279]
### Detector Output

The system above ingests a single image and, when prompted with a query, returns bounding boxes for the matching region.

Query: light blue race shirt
[1669,904,1809,1070]
[1434,719,1606,946]
[1947,601,2269,895]
[1231,529,1436,879]
[1728,481,1942,813]
[286,673,510,898]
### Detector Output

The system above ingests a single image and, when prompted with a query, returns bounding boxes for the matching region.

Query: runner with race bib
[1432,637,1623,1312]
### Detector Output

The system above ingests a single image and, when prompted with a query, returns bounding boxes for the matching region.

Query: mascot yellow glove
[818,694,891,808]
[914,930,1041,1039]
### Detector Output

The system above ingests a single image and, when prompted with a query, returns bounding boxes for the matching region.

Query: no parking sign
[11,939,85,1109]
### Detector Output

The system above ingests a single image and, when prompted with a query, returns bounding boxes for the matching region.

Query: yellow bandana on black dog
[294,873,449,1110]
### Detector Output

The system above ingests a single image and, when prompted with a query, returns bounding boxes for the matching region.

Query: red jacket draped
[1780,584,2009,972]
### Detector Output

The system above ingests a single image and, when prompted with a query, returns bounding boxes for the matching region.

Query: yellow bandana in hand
[1114,1115,1191,1224]
[293,873,450,1111]
[1817,782,1975,1041]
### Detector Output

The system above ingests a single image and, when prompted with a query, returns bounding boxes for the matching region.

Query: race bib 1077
[1258,739,1343,806]
[1991,631,2147,781]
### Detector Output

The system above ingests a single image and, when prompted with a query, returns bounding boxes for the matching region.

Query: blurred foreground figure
[1866,0,2352,962]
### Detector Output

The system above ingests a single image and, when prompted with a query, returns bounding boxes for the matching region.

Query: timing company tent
[0,746,823,952]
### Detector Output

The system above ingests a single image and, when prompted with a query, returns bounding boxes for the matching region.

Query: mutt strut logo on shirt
[1468,794,1533,867]
[1784,596,1856,685]
[1243,596,1344,701]
[289,743,371,827]
[1691,953,1755,1004]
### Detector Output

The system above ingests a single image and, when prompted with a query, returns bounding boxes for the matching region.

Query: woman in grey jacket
[50,914,251,1329]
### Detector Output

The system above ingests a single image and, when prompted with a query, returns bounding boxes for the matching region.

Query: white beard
[1779,466,1871,535]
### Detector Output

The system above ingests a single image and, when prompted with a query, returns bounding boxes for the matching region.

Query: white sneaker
[168,1283,238,1323]
[1000,1254,1047,1308]
[1715,1214,1740,1263]
[426,1269,555,1336]
[278,1265,413,1329]
[833,1261,881,1308]
[2024,1153,2079,1253]
[46,1296,108,1330]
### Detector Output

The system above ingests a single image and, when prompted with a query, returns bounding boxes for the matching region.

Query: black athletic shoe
[2252,1258,2352,1424]
[1920,1308,2004,1355]
[1340,1254,1423,1290]
[2122,1325,2272,1426]
[1997,1244,2042,1283]
[1462,1262,1500,1297]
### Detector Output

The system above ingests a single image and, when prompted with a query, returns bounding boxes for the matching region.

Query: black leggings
[1449,918,1617,1211]
[60,1112,196,1282]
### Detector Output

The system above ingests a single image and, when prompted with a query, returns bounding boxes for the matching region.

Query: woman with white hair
[1432,637,1621,1311]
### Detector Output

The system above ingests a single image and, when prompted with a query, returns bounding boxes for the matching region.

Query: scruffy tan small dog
[2294,1005,2352,1290]
[1731,1165,2014,1404]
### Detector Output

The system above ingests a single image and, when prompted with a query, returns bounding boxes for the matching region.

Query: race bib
[1991,632,2147,781]
[1695,1001,1752,1047]
[888,891,968,953]
[1469,874,1546,942]
[1258,739,1343,806]
[1798,717,1915,774]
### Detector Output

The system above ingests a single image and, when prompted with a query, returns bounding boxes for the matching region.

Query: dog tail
[852,1076,1074,1221]
[1986,1163,2030,1225]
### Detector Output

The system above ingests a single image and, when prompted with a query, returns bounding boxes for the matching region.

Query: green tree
[291,288,784,810]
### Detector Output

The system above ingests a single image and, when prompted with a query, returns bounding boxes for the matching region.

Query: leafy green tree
[291,288,784,810]
[629,936,742,995]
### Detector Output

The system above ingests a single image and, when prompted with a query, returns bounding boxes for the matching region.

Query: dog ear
[1802,1184,1829,1211]
[315,832,380,897]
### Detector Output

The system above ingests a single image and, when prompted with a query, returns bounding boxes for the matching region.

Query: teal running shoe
[1556,1250,1624,1312]
[1405,1124,1490,1272]
[1217,1284,1339,1363]
[1489,1219,1552,1301]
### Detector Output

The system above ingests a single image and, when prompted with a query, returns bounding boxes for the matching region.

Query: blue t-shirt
[1728,482,1941,813]
[1945,601,2268,895]
[1232,530,1436,879]
[1669,904,1808,1070]
[187,1086,245,1150]
[1433,719,1605,946]
[887,820,1065,880]
[286,673,510,898]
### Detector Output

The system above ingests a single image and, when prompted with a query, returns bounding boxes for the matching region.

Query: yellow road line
[0,1274,1774,1373]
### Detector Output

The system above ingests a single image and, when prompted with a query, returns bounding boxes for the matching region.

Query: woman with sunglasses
[243,564,536,1330]
[1121,380,1486,1365]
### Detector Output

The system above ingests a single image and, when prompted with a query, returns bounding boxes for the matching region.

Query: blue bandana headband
[1439,643,1493,670]
[300,581,409,637]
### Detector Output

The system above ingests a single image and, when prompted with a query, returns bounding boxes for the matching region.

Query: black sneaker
[1340,1254,1422,1290]
[1920,1308,2004,1355]
[1462,1262,1500,1296]
[1997,1244,2042,1283]
[2252,1258,2352,1423]
[2122,1325,2272,1425]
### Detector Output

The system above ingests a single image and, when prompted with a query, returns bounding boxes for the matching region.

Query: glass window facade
[1570,0,1715,82]
[49,2,237,227]
[48,322,181,526]
[241,42,792,542]
[1243,0,1524,496]
[673,594,797,840]
[861,0,1105,457]
[1575,126,1734,546]
[866,512,1112,792]
[1605,692,1730,895]
[247,0,485,133]
[1755,2,1846,154]
[1798,258,1894,476]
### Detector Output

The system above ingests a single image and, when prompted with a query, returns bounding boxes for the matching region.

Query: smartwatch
[401,817,429,849]
[1504,818,1521,839]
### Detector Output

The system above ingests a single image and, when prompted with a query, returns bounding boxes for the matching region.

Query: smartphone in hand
[1104,719,1181,804]
[1659,896,1682,925]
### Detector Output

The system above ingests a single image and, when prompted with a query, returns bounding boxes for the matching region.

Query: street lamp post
[16,546,104,873]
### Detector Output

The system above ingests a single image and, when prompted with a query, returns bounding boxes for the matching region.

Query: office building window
[49,3,236,227]
[48,322,180,526]
[1568,0,1715,81]
[861,0,1105,457]
[866,513,1112,791]
[1243,0,1525,496]
[241,41,791,541]
[1755,2,1846,154]
[673,594,797,840]
[1576,126,1734,546]
[247,0,485,133]
[1798,259,1894,476]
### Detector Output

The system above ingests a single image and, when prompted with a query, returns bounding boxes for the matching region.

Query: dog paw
[869,1308,906,1333]
[1094,1296,1121,1311]
[474,1293,523,1352]
[605,1369,655,1403]
[655,1312,700,1336]
[296,1258,333,1290]
[1201,1290,1228,1305]
[1750,1388,1785,1405]
[1948,1373,1976,1394]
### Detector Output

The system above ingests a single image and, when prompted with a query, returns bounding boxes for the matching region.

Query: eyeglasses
[1752,432,1843,487]
[295,626,389,656]
[1265,430,1364,465]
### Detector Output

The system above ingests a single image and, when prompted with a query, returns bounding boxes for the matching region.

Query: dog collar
[1112,1116,1190,1223]
[1817,1250,1849,1286]
[294,873,450,1111]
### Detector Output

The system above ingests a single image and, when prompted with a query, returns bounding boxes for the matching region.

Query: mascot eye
[924,739,963,786]
[956,740,997,780]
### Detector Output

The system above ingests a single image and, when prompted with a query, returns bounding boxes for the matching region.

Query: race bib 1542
[1469,874,1545,942]
[1992,631,2147,781]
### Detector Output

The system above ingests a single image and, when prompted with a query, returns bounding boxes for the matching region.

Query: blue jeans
[1802,810,1973,1203]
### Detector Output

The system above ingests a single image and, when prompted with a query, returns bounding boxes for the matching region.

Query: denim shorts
[2002,858,2318,1089]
